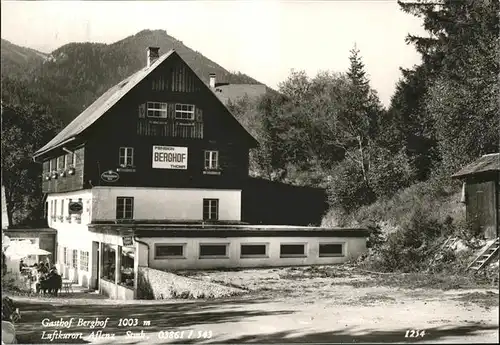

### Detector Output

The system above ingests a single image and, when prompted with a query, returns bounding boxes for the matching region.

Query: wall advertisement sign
[152,146,188,170]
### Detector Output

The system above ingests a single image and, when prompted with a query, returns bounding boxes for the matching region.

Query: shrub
[369,148,416,199]
[362,205,449,272]
[327,158,376,214]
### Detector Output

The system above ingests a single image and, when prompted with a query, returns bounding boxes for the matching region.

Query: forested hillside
[1,29,263,124]
[227,0,499,272]
[1,39,48,80]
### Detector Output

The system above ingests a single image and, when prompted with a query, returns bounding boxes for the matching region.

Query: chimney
[147,47,160,67]
[209,73,216,88]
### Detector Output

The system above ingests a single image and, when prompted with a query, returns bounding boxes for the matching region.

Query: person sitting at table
[19,260,26,271]
[30,264,38,279]
[39,262,49,274]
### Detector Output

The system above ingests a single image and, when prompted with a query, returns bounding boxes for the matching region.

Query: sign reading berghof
[152,146,188,170]
[101,170,120,182]
[68,202,83,214]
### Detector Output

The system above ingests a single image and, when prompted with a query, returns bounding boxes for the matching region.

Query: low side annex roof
[34,50,175,157]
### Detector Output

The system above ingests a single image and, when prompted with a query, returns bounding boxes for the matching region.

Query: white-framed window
[175,103,195,120]
[72,249,78,269]
[43,161,50,173]
[240,243,269,258]
[319,243,344,257]
[119,147,134,167]
[154,244,186,259]
[64,153,70,169]
[204,150,219,170]
[53,200,58,220]
[280,243,307,258]
[63,247,68,265]
[199,243,229,259]
[147,102,168,118]
[80,251,89,271]
[203,199,219,221]
[58,155,65,170]
[116,197,134,220]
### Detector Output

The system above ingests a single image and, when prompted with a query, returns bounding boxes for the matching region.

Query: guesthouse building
[33,48,368,299]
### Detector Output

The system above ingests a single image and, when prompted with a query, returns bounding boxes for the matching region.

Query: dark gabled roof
[34,50,258,158]
[452,153,500,178]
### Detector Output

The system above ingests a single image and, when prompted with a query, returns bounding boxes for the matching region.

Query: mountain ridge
[1,29,269,125]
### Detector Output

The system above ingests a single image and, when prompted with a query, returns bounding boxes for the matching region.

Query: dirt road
[11,266,499,344]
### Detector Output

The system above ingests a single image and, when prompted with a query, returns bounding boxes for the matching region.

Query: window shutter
[138,104,146,118]
[196,108,203,122]
[167,103,175,120]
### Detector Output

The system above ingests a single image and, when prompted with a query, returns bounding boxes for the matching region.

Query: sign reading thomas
[152,146,188,170]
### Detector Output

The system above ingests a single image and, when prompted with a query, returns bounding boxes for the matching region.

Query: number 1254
[405,330,425,338]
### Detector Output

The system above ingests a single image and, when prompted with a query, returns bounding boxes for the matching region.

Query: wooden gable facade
[38,50,258,193]
[453,153,500,240]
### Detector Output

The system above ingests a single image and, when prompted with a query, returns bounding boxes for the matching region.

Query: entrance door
[44,202,48,223]
[92,242,99,290]
[471,181,496,239]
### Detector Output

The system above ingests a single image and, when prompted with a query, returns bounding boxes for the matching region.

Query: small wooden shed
[452,153,499,239]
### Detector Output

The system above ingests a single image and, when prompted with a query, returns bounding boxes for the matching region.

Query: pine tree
[346,44,369,93]
[336,46,383,187]
[398,0,500,171]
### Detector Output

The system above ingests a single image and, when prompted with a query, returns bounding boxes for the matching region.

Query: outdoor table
[62,279,73,294]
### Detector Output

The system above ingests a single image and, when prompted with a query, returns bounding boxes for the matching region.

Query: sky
[1,0,428,107]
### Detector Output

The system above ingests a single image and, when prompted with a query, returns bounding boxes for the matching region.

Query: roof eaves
[33,50,176,157]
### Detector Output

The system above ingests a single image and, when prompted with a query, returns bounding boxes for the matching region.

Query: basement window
[199,244,228,259]
[155,244,185,259]
[280,244,306,258]
[319,243,344,257]
[240,244,268,258]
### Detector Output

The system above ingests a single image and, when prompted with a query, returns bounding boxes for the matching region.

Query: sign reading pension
[152,146,188,169]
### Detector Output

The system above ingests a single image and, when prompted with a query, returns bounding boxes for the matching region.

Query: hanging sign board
[122,236,134,247]
[101,170,120,183]
[152,146,188,169]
